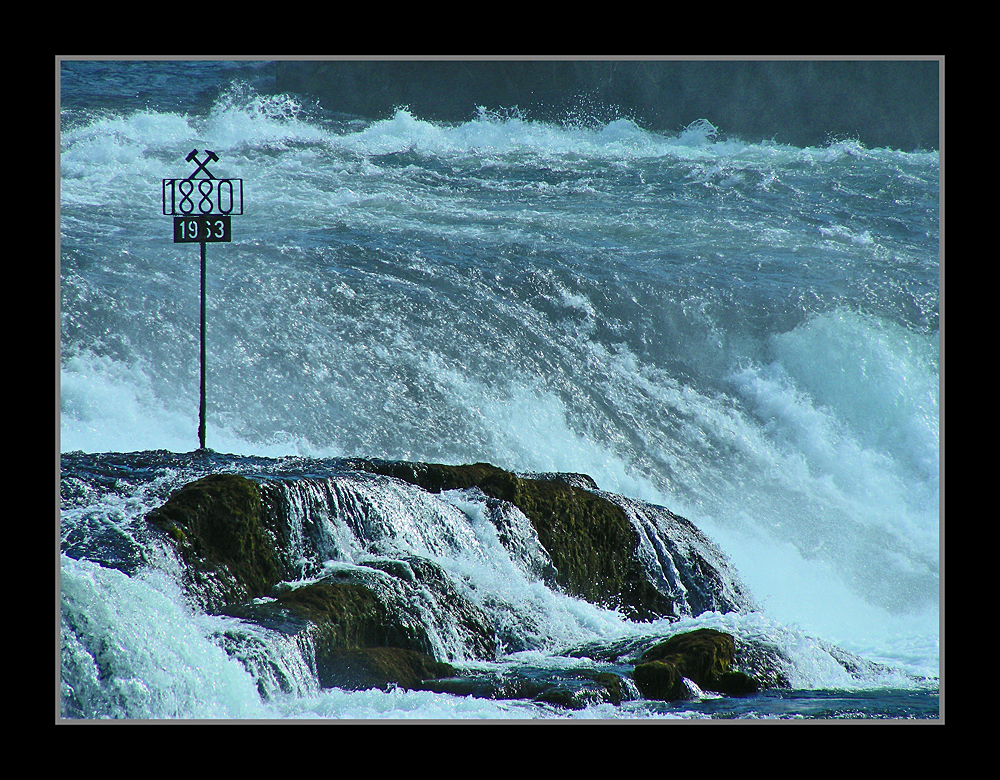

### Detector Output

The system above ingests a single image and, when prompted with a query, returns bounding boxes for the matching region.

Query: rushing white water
[59,64,940,719]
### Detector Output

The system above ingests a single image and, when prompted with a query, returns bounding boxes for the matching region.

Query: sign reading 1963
[173,214,231,243]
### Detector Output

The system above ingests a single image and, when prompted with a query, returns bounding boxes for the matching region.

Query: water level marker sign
[162,150,244,450]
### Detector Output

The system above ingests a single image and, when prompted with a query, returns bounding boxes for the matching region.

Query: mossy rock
[633,628,760,700]
[226,580,443,689]
[594,672,629,706]
[419,667,634,709]
[318,647,456,691]
[711,670,760,696]
[146,474,287,610]
[640,627,735,680]
[632,659,688,701]
[365,554,498,661]
[534,672,632,709]
[349,460,674,621]
[275,581,433,654]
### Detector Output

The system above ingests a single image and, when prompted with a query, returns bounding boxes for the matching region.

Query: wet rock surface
[146,461,768,700]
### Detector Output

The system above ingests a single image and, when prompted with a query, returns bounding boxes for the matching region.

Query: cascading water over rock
[60,61,940,719]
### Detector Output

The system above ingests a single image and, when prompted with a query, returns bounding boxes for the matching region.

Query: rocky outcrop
[145,462,764,700]
[419,661,634,710]
[221,577,472,692]
[632,628,759,700]
[147,473,472,692]
[347,459,676,620]
[145,474,289,612]
[313,647,455,692]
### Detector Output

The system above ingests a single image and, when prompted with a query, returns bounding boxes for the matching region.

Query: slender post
[163,150,241,452]
[198,240,207,449]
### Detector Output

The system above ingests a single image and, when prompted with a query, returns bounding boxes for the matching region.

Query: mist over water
[60,70,940,715]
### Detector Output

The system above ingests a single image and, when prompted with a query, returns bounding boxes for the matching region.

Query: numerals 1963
[173,215,231,243]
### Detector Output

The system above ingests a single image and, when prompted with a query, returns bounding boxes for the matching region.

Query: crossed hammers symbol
[185,149,219,179]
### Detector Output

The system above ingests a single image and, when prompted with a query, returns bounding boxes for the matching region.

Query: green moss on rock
[318,647,456,691]
[365,554,498,661]
[223,579,449,690]
[640,627,735,679]
[146,474,287,610]
[632,628,760,700]
[277,581,427,652]
[712,670,760,696]
[349,460,675,620]
[144,465,764,700]
[632,659,687,701]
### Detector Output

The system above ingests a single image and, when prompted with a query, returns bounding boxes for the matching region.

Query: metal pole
[198,240,207,450]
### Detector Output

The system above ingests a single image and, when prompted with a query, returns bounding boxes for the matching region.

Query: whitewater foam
[60,70,940,718]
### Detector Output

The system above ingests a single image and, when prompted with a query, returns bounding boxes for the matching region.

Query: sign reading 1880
[162,149,244,243]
